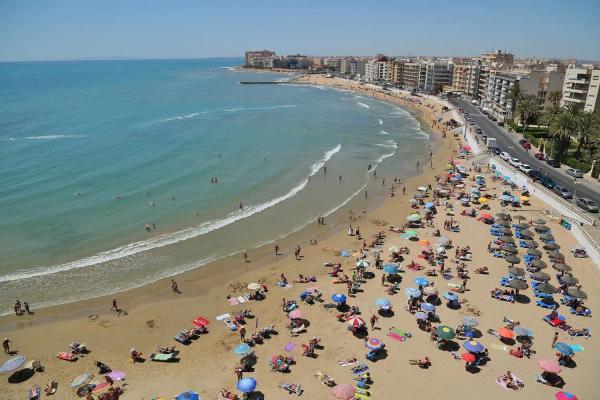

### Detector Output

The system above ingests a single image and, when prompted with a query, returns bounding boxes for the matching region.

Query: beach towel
[215,313,230,321]
[227,297,239,306]
[496,373,524,390]
[237,296,247,304]
[388,328,409,342]
[339,361,358,367]
[285,343,296,352]
[488,342,509,352]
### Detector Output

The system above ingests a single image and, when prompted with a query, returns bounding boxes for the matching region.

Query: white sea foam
[0,144,343,283]
[163,105,298,122]
[379,130,390,135]
[357,102,370,109]
[376,140,398,150]
[375,150,396,163]
[378,118,383,125]
[24,134,84,140]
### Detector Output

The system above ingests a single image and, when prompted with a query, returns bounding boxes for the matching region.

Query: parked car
[499,152,511,161]
[491,147,502,155]
[518,164,533,174]
[566,168,584,178]
[509,157,521,167]
[534,152,545,160]
[553,185,573,199]
[546,159,560,168]
[540,176,556,189]
[521,141,531,150]
[576,197,599,213]
[527,170,542,180]
[497,121,504,126]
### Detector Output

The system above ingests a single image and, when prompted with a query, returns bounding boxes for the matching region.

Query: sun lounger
[568,328,591,337]
[570,307,592,317]
[536,300,558,310]
[215,313,230,321]
[150,351,179,362]
[492,293,514,303]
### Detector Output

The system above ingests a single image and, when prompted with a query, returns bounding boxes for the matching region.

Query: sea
[0,58,432,314]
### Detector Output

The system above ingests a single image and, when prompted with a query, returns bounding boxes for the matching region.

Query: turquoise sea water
[0,58,431,313]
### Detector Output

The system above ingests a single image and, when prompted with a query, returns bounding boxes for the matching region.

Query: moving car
[527,170,542,180]
[540,176,556,189]
[553,185,573,199]
[509,157,521,167]
[576,198,599,213]
[499,152,511,161]
[546,159,560,168]
[566,168,584,178]
[518,164,533,174]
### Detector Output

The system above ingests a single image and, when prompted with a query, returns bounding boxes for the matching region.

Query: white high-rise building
[561,66,600,112]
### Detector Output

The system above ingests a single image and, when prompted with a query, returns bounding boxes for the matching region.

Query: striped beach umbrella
[554,342,574,356]
[461,316,479,328]
[365,337,384,351]
[0,356,25,373]
[405,287,421,298]
[347,316,365,328]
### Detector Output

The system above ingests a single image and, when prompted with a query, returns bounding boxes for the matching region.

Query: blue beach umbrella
[356,259,370,268]
[375,298,391,309]
[383,264,399,274]
[404,287,421,298]
[414,277,429,286]
[425,202,434,208]
[500,195,513,201]
[340,250,350,257]
[0,355,25,373]
[237,377,257,393]
[69,373,89,388]
[443,291,458,301]
[331,293,347,303]
[464,330,476,338]
[555,342,574,356]
[234,343,252,356]
[420,302,436,312]
[415,312,428,320]
[463,340,484,353]
[176,391,200,400]
[513,326,533,337]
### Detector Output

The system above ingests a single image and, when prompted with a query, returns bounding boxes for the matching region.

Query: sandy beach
[1,75,598,400]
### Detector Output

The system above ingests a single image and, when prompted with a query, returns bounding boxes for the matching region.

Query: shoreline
[0,76,449,329]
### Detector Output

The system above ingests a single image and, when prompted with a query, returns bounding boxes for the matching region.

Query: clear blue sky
[1,0,599,61]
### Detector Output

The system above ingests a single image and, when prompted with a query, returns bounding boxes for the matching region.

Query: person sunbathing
[567,327,589,335]
[409,356,431,368]
[509,346,524,358]
[338,358,357,365]
[158,345,176,354]
[474,266,488,274]
[218,388,239,400]
[501,371,522,390]
[44,379,58,395]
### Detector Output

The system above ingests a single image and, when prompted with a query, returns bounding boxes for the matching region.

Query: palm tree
[516,95,540,134]
[576,111,600,156]
[543,101,563,157]
[550,110,576,160]
[508,84,523,117]
[547,90,562,106]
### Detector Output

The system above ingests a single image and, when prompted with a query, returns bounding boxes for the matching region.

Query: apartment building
[244,50,276,68]
[390,60,405,85]
[518,68,565,107]
[480,49,514,66]
[561,66,600,112]
[452,62,481,98]
[340,58,353,74]
[350,60,367,77]
[482,71,522,119]
[401,61,452,93]
[365,56,391,82]
[403,62,420,90]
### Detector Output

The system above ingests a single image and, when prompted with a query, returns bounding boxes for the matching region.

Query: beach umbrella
[560,274,579,285]
[513,326,532,337]
[543,242,560,250]
[388,246,400,253]
[553,263,572,272]
[463,340,484,353]
[415,312,428,320]
[375,298,391,309]
[502,246,518,254]
[496,221,511,227]
[355,259,370,268]
[347,316,365,328]
[536,282,557,294]
[425,202,435,209]
[500,194,513,202]
[331,293,347,303]
[554,342,574,356]
[497,327,514,339]
[518,230,533,238]
[414,277,429,286]
[508,266,525,276]
[288,309,304,320]
[508,279,528,290]
[504,255,521,265]
[237,377,257,393]
[443,291,458,301]
[417,186,427,192]
[106,371,126,381]
[479,197,489,204]
[549,250,564,259]
[422,286,438,296]
[365,337,384,351]
[421,302,436,312]
[556,392,578,400]
[531,259,548,269]
[513,223,529,229]
[247,282,261,290]
[436,325,456,339]
[402,230,418,239]
[461,353,476,362]
[523,240,539,248]
[531,271,551,281]
[437,236,450,246]
[419,239,431,246]
[176,392,201,400]
[383,264,399,274]
[404,287,421,298]
[513,215,526,221]
[69,373,89,388]
[480,213,493,219]
[538,359,561,374]
[499,236,515,243]
[533,218,547,225]
[566,287,587,299]
[496,212,510,219]
[0,355,25,373]
[461,316,479,328]
[192,316,210,327]
[340,250,350,257]
[520,195,530,202]
[536,225,551,232]
[332,384,355,400]
[527,248,542,257]
[234,343,252,356]
[540,233,555,241]
[92,383,111,395]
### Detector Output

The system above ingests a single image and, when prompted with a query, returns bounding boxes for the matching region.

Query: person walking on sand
[3,338,11,354]
[24,302,31,314]
[551,332,559,348]
[403,186,406,195]
[370,314,379,330]
[171,279,179,293]
[381,274,386,286]
[239,327,246,342]
[111,297,118,312]
[243,250,248,262]
[235,366,243,381]
[274,243,279,255]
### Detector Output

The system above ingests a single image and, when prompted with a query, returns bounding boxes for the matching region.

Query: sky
[1,0,599,62]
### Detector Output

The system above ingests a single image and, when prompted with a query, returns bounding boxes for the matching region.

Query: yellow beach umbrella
[479,197,488,204]
[521,196,530,202]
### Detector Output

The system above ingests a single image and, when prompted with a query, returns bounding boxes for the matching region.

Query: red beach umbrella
[497,327,514,339]
[332,384,355,399]
[347,316,365,328]
[288,309,304,320]
[461,353,476,362]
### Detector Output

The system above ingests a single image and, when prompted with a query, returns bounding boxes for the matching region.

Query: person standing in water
[239,201,243,209]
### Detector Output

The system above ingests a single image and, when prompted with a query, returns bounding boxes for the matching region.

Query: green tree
[516,95,540,134]
[550,109,576,160]
[508,84,523,117]
[547,90,562,106]
[575,111,599,156]
[542,99,563,157]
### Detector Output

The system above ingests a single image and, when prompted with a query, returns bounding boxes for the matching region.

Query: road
[455,98,600,213]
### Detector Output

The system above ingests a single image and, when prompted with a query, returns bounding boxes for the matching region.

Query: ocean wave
[357,102,370,109]
[378,118,383,125]
[163,104,298,122]
[24,134,85,140]
[0,144,342,283]
[376,140,398,150]
[376,150,396,163]
[379,130,390,135]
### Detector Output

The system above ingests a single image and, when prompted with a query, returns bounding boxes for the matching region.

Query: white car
[499,152,511,161]
[509,158,521,167]
[518,164,533,174]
